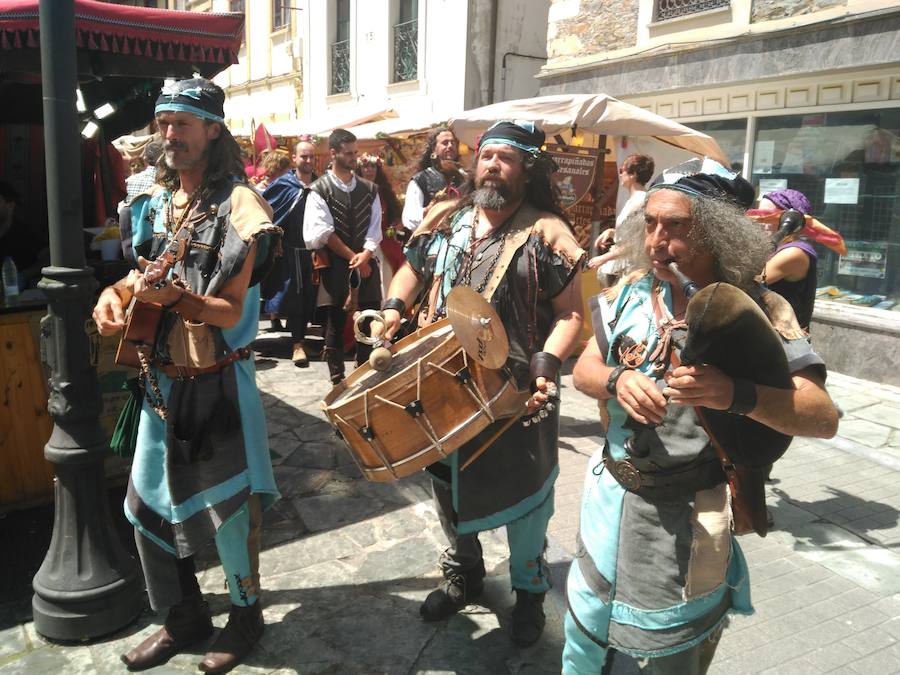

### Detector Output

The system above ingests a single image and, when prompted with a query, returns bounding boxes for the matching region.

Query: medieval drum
[322,318,526,482]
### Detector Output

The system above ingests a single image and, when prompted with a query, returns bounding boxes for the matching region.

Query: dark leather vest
[412,167,460,207]
[310,173,376,252]
[149,181,234,298]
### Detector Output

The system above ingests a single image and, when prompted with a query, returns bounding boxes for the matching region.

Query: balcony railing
[393,19,418,82]
[331,39,350,94]
[655,0,729,21]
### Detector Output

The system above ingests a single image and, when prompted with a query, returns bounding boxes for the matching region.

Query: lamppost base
[32,577,144,643]
[31,265,144,641]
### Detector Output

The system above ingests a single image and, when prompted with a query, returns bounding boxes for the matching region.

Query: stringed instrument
[114,250,176,368]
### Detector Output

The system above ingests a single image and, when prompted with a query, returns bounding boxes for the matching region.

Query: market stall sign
[545,143,601,248]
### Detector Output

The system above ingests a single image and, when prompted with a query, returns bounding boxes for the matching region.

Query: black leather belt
[602,447,725,501]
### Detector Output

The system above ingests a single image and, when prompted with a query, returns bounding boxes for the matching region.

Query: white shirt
[303,171,383,252]
[616,189,647,227]
[401,179,425,232]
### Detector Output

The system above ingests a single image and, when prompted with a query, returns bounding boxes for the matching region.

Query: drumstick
[459,414,520,472]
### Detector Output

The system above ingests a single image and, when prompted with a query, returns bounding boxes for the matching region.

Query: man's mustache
[476,174,504,189]
[165,141,187,152]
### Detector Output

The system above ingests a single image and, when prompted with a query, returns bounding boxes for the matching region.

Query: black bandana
[478,120,545,156]
[648,157,755,209]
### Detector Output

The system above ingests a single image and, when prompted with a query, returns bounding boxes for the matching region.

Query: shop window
[230,0,244,12]
[393,0,418,83]
[750,108,900,309]
[687,118,747,173]
[331,0,351,94]
[655,0,729,22]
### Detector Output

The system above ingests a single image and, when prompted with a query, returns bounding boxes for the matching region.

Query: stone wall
[751,0,847,22]
[547,0,640,63]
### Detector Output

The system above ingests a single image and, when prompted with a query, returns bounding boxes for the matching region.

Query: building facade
[539,0,900,383]
[196,0,549,136]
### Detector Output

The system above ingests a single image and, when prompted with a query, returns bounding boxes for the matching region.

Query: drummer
[563,158,838,674]
[381,120,585,647]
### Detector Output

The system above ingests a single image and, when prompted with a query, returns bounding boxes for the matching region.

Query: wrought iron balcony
[331,39,350,94]
[655,0,729,21]
[393,19,418,82]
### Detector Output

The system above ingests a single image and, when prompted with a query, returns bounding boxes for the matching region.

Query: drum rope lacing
[374,356,446,456]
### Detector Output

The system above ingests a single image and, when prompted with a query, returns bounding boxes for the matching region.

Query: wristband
[162,288,184,310]
[529,351,562,392]
[727,378,757,415]
[605,365,629,396]
[170,290,205,322]
[382,297,406,315]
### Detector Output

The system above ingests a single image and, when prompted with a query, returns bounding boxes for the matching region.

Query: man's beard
[473,174,524,211]
[472,186,509,211]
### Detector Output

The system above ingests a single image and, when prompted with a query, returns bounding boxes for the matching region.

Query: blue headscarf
[154,78,226,124]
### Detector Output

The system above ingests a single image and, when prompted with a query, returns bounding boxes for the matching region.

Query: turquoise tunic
[123,185,280,557]
[564,274,754,671]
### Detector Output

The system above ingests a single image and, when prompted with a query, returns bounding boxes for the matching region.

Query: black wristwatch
[606,365,629,395]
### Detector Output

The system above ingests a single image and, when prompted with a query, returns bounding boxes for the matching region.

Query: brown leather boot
[198,602,265,673]
[200,600,266,673]
[120,594,213,671]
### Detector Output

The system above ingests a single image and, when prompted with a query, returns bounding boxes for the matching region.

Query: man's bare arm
[665,364,838,438]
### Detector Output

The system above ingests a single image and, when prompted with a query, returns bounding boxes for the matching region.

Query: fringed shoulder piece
[229,184,280,242]
[529,208,586,270]
[409,198,461,240]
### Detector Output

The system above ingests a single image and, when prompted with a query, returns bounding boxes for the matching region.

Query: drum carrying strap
[480,203,543,302]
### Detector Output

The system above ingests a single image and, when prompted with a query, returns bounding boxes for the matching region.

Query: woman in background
[587,153,655,287]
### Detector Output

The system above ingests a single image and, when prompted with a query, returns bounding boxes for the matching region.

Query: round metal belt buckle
[614,459,642,490]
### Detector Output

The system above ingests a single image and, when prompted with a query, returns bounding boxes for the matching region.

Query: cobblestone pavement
[2,329,899,673]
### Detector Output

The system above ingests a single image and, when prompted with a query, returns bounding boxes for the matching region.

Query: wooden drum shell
[322,319,526,482]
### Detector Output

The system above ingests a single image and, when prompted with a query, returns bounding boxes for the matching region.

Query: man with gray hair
[563,158,839,673]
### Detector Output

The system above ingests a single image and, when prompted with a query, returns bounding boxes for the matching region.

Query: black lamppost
[31,0,143,641]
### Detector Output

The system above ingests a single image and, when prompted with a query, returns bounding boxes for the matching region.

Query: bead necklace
[164,184,204,237]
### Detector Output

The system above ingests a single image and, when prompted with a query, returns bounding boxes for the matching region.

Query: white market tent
[344,112,449,141]
[449,93,728,165]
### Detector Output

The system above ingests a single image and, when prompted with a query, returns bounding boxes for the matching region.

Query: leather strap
[602,446,724,500]
[158,346,252,379]
[480,205,535,302]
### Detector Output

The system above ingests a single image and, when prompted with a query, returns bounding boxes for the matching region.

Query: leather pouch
[166,318,217,369]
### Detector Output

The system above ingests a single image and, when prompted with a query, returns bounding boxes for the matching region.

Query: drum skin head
[446,286,510,369]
